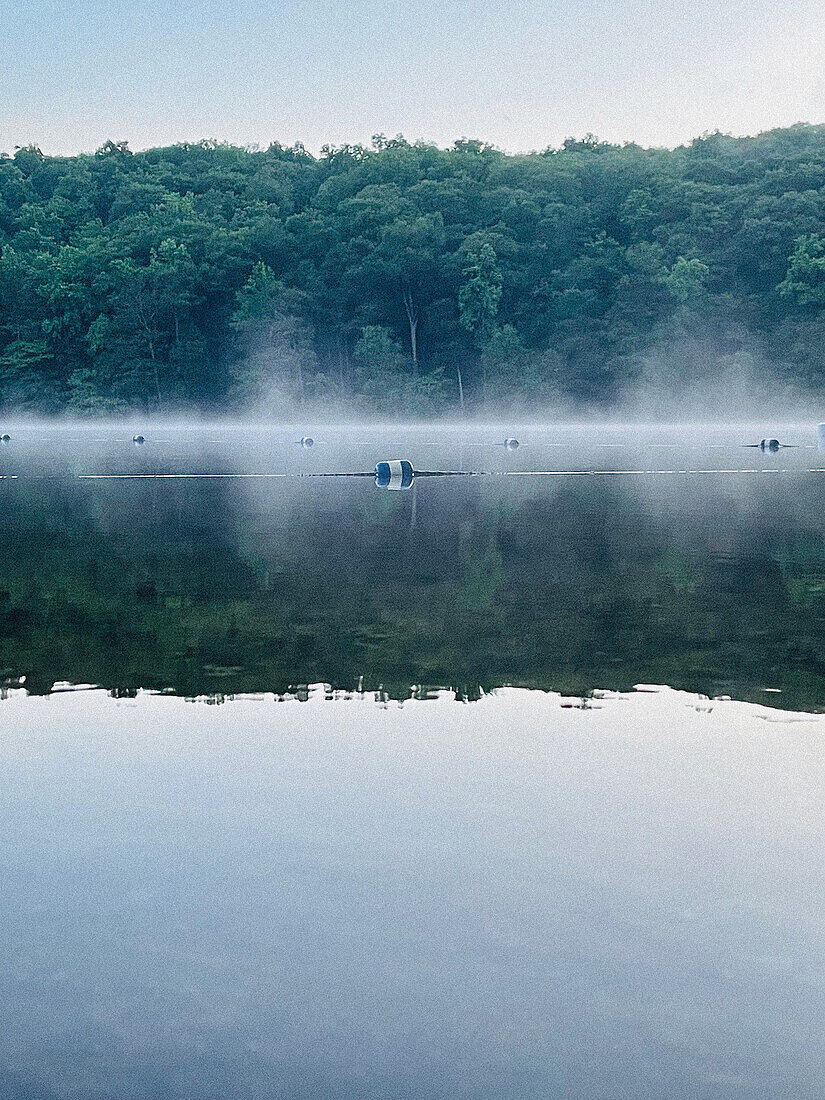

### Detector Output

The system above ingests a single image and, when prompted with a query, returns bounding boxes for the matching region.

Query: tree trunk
[137,301,162,410]
[456,362,465,414]
[296,356,305,405]
[150,345,162,409]
[402,288,418,376]
[337,330,348,388]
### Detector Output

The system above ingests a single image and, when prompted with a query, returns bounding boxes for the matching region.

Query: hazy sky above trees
[3,0,825,154]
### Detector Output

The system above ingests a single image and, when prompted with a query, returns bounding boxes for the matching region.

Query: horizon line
[5,120,825,162]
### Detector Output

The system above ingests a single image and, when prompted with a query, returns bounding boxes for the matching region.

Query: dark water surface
[0,424,824,1098]
[3,421,825,705]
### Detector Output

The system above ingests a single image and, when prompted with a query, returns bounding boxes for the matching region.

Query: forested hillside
[3,125,825,416]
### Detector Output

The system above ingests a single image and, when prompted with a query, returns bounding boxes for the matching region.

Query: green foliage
[353,325,445,413]
[2,124,825,413]
[354,324,407,382]
[661,256,710,303]
[778,234,825,307]
[458,241,502,347]
[479,324,562,406]
[231,262,284,329]
[66,367,129,414]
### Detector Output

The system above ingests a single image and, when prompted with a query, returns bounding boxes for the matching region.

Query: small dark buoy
[132,434,145,444]
[299,436,314,448]
[375,459,415,490]
[0,433,10,443]
[504,437,520,451]
[760,438,780,452]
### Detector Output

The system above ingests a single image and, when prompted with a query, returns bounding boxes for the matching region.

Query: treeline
[3,125,825,416]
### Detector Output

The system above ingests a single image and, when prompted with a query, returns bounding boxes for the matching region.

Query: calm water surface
[0,424,823,1099]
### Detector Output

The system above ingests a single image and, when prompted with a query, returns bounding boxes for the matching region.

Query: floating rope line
[1,465,825,484]
[79,472,291,479]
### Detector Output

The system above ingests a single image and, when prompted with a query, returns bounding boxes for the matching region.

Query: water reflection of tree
[2,478,825,709]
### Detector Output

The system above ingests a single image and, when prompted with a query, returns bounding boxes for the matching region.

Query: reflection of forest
[2,475,825,708]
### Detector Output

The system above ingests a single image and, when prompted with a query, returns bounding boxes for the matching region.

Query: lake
[1,424,824,1099]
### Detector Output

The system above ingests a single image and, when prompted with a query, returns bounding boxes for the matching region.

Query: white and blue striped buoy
[759,438,780,452]
[374,459,415,490]
[132,434,145,444]
[504,437,520,451]
[299,436,314,448]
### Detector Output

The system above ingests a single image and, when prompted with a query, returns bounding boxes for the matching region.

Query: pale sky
[2,0,825,156]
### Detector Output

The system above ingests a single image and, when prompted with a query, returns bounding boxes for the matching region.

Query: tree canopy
[3,125,825,415]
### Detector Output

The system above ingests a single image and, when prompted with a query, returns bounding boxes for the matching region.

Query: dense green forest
[3,125,825,416]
